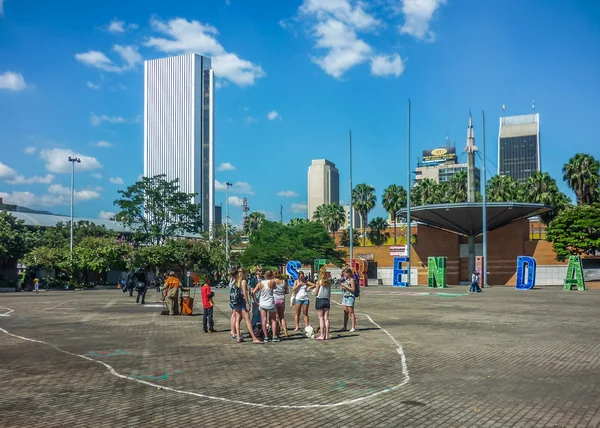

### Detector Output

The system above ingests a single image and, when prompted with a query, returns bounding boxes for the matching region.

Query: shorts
[275,300,285,308]
[315,298,330,310]
[342,295,355,307]
[230,298,247,311]
[294,299,309,306]
[260,305,276,313]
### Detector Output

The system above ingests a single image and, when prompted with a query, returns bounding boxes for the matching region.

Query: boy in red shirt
[201,278,216,333]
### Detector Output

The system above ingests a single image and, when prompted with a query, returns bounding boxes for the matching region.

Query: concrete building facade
[307,159,339,220]
[498,113,541,183]
[144,53,215,231]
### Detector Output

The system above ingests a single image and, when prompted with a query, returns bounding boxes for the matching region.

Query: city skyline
[0,0,598,225]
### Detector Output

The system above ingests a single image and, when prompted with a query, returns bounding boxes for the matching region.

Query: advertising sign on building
[390,246,407,256]
[422,147,457,163]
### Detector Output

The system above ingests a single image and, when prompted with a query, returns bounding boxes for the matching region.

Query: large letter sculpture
[428,256,447,288]
[564,256,585,291]
[286,260,301,288]
[516,256,537,290]
[393,257,409,287]
[313,259,328,280]
[351,258,368,287]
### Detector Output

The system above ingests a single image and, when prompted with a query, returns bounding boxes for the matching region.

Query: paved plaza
[1,286,600,427]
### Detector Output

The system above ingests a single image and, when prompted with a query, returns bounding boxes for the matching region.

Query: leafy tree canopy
[547,204,600,261]
[0,211,38,264]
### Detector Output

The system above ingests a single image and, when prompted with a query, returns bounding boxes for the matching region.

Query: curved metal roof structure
[7,211,133,233]
[397,202,550,236]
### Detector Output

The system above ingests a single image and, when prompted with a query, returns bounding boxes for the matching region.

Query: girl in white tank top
[252,270,279,342]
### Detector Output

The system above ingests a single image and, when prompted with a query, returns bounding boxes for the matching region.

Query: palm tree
[445,171,468,203]
[367,217,390,246]
[382,184,407,245]
[562,154,600,205]
[486,175,522,202]
[288,218,309,226]
[321,203,346,235]
[412,179,440,206]
[244,211,265,235]
[522,172,571,223]
[340,228,360,247]
[352,184,377,246]
[312,204,327,222]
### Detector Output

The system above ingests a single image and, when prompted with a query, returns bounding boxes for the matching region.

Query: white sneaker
[349,328,356,333]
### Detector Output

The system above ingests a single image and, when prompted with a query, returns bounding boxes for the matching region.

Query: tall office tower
[307,159,340,220]
[498,113,541,183]
[144,54,215,232]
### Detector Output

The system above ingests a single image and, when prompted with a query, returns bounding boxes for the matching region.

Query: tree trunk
[361,213,366,246]
[393,216,397,245]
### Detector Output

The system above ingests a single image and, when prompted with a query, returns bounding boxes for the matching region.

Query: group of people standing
[228,266,359,344]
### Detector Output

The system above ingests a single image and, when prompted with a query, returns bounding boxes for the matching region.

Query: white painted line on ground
[0,307,14,317]
[0,304,409,408]
[44,300,75,311]
[103,299,117,309]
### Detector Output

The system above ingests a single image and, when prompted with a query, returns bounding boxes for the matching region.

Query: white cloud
[92,173,102,179]
[291,202,308,213]
[371,53,405,77]
[98,210,117,220]
[6,174,54,185]
[216,162,236,171]
[23,146,36,154]
[145,18,265,86]
[0,161,17,179]
[245,116,258,124]
[106,18,137,34]
[267,111,282,120]
[0,185,101,207]
[227,196,244,207]
[398,0,446,41]
[39,148,103,173]
[109,177,124,184]
[277,190,298,197]
[90,112,132,126]
[90,141,113,148]
[278,19,288,29]
[87,81,100,90]
[75,44,142,73]
[0,0,4,16]
[298,0,378,78]
[0,71,28,91]
[215,180,253,195]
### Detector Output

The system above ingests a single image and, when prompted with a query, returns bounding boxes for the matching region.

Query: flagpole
[482,110,488,287]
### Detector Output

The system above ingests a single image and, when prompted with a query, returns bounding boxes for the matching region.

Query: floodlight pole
[482,111,488,287]
[406,99,411,286]
[68,156,81,261]
[348,130,354,261]
[225,182,233,269]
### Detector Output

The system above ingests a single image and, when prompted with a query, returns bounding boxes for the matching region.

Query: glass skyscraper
[498,114,540,183]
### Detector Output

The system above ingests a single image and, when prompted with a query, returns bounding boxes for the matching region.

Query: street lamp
[68,156,81,261]
[225,182,233,269]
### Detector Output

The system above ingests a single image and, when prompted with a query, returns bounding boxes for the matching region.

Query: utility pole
[406,100,411,287]
[280,204,283,223]
[68,156,81,262]
[348,130,354,261]
[225,182,233,270]
[482,110,488,287]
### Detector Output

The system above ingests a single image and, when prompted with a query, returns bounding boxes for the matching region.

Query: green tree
[412,178,440,206]
[367,217,390,246]
[0,211,38,264]
[547,204,600,261]
[22,246,70,274]
[486,175,523,202]
[562,153,600,205]
[314,203,346,235]
[340,228,360,247]
[244,211,265,236]
[73,237,131,284]
[521,172,571,223]
[39,221,117,249]
[241,220,343,267]
[445,171,468,203]
[114,174,203,245]
[382,184,407,245]
[352,183,377,246]
[288,218,309,226]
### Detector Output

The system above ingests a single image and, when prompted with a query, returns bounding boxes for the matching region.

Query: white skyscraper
[308,159,340,220]
[144,53,215,232]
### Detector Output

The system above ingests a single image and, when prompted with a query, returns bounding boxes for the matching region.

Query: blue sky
[1,0,599,225]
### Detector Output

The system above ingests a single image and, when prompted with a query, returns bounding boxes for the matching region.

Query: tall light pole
[348,130,354,262]
[481,110,488,287]
[68,156,81,261]
[225,182,233,269]
[406,100,412,287]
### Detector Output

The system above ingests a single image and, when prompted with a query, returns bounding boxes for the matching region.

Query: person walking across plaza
[202,277,217,333]
[341,268,357,332]
[161,271,184,315]
[134,268,148,304]
[469,270,481,293]
[314,267,332,340]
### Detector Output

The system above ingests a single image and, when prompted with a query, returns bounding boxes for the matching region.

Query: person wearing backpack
[340,267,358,332]
[230,268,263,344]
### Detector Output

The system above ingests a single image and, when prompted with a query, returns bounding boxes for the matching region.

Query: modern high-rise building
[144,53,215,232]
[498,113,541,183]
[307,159,339,220]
